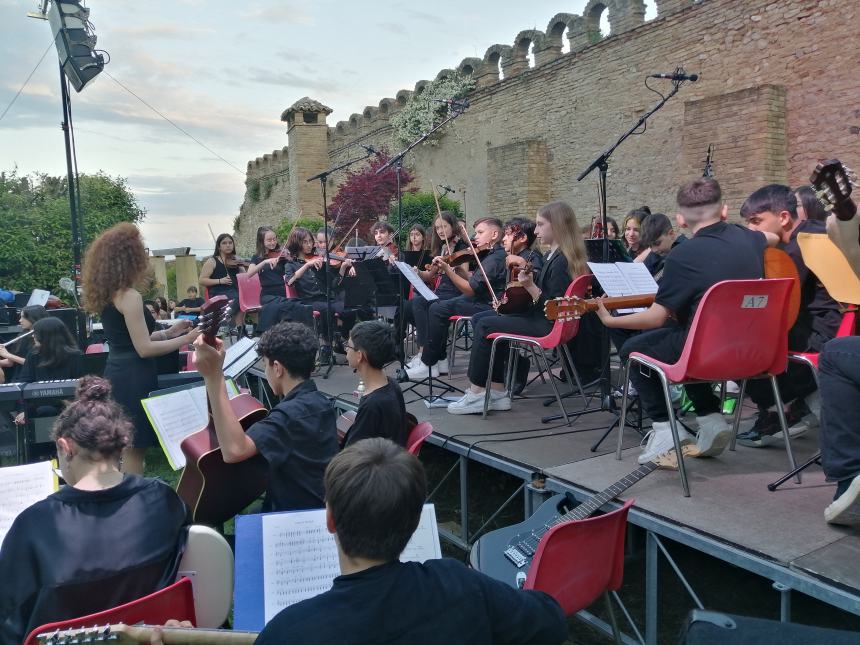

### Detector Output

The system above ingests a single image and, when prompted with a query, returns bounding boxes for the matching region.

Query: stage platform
[303,358,860,642]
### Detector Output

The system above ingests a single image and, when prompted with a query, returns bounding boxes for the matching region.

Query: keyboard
[22,379,80,400]
[0,382,23,404]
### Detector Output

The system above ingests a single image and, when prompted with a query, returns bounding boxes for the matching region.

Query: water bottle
[354,380,366,401]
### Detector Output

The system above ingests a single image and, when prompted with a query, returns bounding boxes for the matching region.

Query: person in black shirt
[406,217,508,381]
[0,376,189,644]
[194,321,338,511]
[737,185,841,446]
[449,204,586,415]
[636,212,687,278]
[254,438,567,645]
[342,320,407,448]
[199,233,246,331]
[0,304,48,380]
[596,178,776,464]
[174,286,205,318]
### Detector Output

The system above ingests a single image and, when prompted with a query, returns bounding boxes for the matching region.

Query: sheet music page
[260,504,441,624]
[262,508,340,624]
[224,337,257,370]
[616,262,658,295]
[225,338,260,380]
[143,381,241,470]
[587,262,632,297]
[0,461,56,548]
[395,261,438,301]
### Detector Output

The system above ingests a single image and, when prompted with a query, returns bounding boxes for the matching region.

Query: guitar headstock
[38,624,120,643]
[651,444,698,470]
[197,295,232,346]
[811,159,857,221]
[544,296,587,321]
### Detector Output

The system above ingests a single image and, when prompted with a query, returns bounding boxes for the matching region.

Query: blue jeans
[819,337,860,483]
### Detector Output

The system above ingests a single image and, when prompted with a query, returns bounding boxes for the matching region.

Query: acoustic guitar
[35,623,258,644]
[175,297,269,526]
[469,446,693,587]
[811,158,858,241]
[545,248,800,327]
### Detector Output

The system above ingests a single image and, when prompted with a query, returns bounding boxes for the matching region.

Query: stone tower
[282,97,332,219]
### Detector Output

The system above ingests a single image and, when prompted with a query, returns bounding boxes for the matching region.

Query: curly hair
[53,375,133,458]
[82,223,150,314]
[257,321,318,380]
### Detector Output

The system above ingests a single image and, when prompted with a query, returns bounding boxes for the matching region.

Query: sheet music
[224,336,257,369]
[142,381,240,470]
[395,261,438,301]
[224,337,260,380]
[260,504,441,623]
[616,262,658,294]
[587,262,633,297]
[588,262,656,314]
[26,289,50,307]
[0,461,56,548]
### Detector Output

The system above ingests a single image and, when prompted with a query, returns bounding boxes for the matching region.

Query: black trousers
[258,294,313,333]
[619,325,721,423]
[421,295,492,366]
[467,310,552,387]
[744,326,823,409]
[819,337,860,483]
[411,288,458,348]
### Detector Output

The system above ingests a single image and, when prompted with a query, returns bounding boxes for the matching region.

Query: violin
[496,262,534,315]
[425,242,492,271]
[265,245,293,262]
[224,254,252,269]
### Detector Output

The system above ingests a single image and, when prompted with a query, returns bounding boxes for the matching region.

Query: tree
[0,170,146,293]
[327,152,415,239]
[387,192,463,234]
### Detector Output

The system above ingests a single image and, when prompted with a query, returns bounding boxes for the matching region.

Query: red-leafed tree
[328,152,416,240]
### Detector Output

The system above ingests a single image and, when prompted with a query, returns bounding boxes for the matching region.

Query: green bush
[388,192,463,232]
[274,216,325,243]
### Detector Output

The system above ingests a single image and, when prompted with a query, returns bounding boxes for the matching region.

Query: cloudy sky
[0,0,655,254]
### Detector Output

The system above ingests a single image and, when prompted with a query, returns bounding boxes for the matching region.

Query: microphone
[648,72,699,82]
[431,98,470,109]
[359,144,380,155]
[438,184,455,195]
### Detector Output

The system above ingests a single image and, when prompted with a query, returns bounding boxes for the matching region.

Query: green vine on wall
[390,73,476,148]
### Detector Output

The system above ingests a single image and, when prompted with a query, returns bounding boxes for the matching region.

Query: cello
[176,296,269,525]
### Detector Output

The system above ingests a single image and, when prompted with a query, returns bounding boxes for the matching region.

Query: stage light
[47,1,105,92]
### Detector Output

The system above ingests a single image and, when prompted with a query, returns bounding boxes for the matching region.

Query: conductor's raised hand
[193,335,226,379]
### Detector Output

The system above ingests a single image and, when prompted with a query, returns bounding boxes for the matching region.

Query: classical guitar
[175,296,269,526]
[545,248,800,326]
[811,158,858,241]
[35,623,258,644]
[469,447,692,587]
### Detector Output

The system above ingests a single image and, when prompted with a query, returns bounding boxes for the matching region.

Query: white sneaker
[438,360,450,375]
[695,412,732,457]
[447,390,486,415]
[638,421,695,465]
[406,354,422,369]
[488,389,512,411]
[405,362,439,381]
[825,477,860,526]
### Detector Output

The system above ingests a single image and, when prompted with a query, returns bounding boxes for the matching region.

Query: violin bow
[431,184,451,257]
[459,221,500,308]
[329,219,359,254]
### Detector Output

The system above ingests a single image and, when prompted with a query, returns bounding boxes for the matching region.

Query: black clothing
[467,244,507,304]
[0,475,190,644]
[101,303,160,447]
[342,378,408,449]
[468,250,571,386]
[642,234,687,277]
[255,558,567,645]
[820,337,860,483]
[246,380,338,512]
[208,256,240,298]
[623,222,767,422]
[251,254,288,299]
[177,297,204,311]
[18,348,83,383]
[257,294,314,335]
[284,260,335,303]
[434,240,468,299]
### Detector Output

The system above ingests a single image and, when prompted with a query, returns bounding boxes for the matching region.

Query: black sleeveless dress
[208,256,240,312]
[101,303,159,448]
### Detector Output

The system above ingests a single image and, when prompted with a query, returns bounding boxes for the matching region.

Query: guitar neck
[585,294,655,313]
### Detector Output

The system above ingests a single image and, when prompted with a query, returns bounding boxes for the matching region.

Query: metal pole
[645,531,659,645]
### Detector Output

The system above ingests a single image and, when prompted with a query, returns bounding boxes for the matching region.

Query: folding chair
[482,275,592,424]
[525,499,636,645]
[236,272,263,315]
[407,421,433,455]
[617,278,796,496]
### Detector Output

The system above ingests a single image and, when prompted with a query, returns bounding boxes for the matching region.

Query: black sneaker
[737,407,808,448]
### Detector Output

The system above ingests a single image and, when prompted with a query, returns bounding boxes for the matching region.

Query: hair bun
[76,375,112,402]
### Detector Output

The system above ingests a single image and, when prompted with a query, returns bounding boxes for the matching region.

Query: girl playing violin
[199,233,246,332]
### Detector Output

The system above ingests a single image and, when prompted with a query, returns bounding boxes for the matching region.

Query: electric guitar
[469,447,693,587]
[811,158,858,241]
[175,297,269,526]
[35,623,258,644]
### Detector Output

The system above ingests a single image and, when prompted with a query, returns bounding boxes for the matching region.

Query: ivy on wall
[390,73,476,147]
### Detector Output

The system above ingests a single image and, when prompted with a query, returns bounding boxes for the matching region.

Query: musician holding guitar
[193,321,338,513]
[448,203,588,415]
[594,178,779,464]
[406,217,508,381]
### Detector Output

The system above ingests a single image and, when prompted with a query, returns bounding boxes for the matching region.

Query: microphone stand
[307,149,376,378]
[541,79,686,444]
[376,104,469,374]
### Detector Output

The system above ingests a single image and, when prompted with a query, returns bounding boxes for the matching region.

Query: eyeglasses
[344,341,356,351]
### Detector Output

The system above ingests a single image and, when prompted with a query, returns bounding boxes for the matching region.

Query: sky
[0,0,655,255]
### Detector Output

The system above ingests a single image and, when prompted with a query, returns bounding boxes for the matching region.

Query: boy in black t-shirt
[175,286,204,317]
[342,320,408,449]
[637,212,687,278]
[596,178,775,465]
[193,322,338,512]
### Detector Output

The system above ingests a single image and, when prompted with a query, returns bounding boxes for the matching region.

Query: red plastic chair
[482,275,592,424]
[617,278,795,496]
[24,578,196,645]
[525,499,634,643]
[407,421,433,455]
[447,315,472,373]
[84,343,105,354]
[236,272,262,314]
